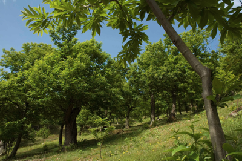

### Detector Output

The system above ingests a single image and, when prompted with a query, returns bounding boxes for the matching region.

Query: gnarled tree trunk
[64,106,80,146]
[145,0,229,160]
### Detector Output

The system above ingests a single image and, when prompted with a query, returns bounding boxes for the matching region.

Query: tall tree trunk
[125,107,130,129]
[145,1,229,160]
[201,69,228,161]
[59,123,64,147]
[8,132,22,158]
[150,92,155,126]
[169,92,176,122]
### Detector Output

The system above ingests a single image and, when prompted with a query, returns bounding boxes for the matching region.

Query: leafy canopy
[20,0,242,65]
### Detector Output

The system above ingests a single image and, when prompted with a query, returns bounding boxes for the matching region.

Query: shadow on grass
[4,142,60,161]
[4,111,204,160]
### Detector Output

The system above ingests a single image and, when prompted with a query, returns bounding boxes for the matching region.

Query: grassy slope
[1,104,242,161]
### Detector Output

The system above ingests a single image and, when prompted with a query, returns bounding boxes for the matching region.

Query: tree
[0,43,54,158]
[138,40,167,124]
[20,0,242,160]
[28,37,112,146]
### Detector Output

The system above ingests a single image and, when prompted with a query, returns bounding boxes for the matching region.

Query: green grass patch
[1,106,242,161]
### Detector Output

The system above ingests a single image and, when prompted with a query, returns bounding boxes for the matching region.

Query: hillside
[1,104,242,161]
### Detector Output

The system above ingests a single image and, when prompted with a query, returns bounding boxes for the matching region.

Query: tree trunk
[150,92,155,126]
[59,124,64,147]
[72,118,77,144]
[109,112,112,126]
[125,107,130,129]
[64,107,80,146]
[201,68,228,161]
[145,1,229,160]
[0,140,6,156]
[191,100,194,113]
[169,92,176,122]
[185,103,189,113]
[8,132,22,158]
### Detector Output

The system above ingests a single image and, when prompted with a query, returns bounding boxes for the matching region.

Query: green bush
[36,126,51,139]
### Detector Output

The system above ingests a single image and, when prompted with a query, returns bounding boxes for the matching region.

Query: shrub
[36,126,51,139]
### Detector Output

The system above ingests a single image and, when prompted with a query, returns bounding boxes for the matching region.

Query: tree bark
[72,118,77,144]
[59,124,64,146]
[145,0,229,160]
[0,140,6,155]
[8,132,22,158]
[125,107,130,129]
[150,92,155,126]
[169,92,176,122]
[64,107,80,146]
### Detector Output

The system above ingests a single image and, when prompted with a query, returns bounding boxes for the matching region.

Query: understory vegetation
[1,104,242,161]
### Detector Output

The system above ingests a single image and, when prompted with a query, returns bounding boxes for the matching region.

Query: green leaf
[227,152,242,156]
[189,151,199,160]
[26,19,33,27]
[211,22,218,39]
[76,16,81,26]
[206,95,216,102]
[28,5,38,15]
[140,10,145,21]
[223,0,232,5]
[44,29,48,34]
[24,7,33,16]
[223,143,235,153]
[172,145,192,156]
[102,0,109,5]
[199,9,208,29]
[220,28,227,44]
[221,94,242,102]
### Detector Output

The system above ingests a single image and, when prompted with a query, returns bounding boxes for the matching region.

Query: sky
[0,0,240,72]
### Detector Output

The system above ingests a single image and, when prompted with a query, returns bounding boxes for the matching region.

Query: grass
[1,105,242,161]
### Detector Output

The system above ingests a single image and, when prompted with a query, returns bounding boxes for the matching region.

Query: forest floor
[1,101,242,161]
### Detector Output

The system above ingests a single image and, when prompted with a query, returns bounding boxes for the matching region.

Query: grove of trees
[0,0,242,161]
